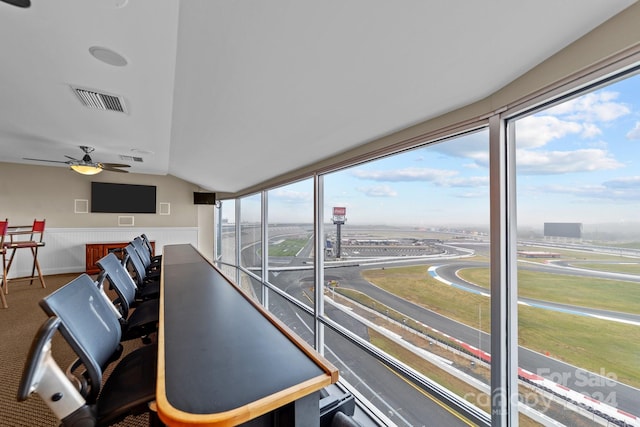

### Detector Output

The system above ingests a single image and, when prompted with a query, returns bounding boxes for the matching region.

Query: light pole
[478,305,482,361]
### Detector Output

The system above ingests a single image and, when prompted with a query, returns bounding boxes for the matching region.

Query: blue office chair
[132,236,160,272]
[19,274,158,426]
[96,252,159,343]
[140,233,161,263]
[122,244,160,300]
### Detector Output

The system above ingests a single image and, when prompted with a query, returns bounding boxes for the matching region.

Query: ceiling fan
[1,0,30,7]
[24,145,130,175]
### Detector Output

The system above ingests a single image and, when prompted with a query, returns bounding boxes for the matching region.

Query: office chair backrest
[132,236,151,267]
[17,316,88,421]
[123,243,149,286]
[140,233,154,256]
[39,273,123,403]
[95,270,125,321]
[96,252,138,318]
[18,316,61,401]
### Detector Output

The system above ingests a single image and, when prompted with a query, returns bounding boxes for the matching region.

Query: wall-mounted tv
[193,192,216,205]
[91,182,157,213]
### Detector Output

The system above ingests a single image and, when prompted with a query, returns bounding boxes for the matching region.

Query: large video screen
[91,182,156,213]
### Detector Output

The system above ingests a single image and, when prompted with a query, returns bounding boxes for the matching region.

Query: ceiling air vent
[119,155,144,162]
[72,86,128,113]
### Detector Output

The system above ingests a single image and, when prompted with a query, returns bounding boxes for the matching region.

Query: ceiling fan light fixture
[71,164,102,175]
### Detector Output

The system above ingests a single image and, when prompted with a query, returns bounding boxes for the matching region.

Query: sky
[230,72,640,233]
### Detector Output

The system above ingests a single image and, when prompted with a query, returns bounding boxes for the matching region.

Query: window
[322,131,491,424]
[512,70,640,427]
[267,179,315,312]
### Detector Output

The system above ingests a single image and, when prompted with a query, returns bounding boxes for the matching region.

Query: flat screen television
[91,182,157,213]
[193,192,216,205]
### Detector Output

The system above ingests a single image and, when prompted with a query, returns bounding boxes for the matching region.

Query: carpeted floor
[0,273,152,426]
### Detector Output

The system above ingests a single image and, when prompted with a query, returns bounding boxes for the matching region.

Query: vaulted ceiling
[0,0,636,193]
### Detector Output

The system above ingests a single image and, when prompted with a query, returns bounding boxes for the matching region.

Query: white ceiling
[0,0,635,192]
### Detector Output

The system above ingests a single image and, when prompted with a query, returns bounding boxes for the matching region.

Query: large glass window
[322,130,491,424]
[267,179,315,309]
[513,71,640,426]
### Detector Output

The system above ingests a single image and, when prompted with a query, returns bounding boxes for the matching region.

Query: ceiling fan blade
[1,0,30,7]
[101,165,129,173]
[101,162,131,168]
[65,155,82,161]
[23,157,70,164]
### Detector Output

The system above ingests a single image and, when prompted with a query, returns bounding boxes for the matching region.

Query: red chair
[0,219,9,308]
[3,218,47,294]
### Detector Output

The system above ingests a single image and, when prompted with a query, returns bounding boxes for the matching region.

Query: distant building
[544,222,582,239]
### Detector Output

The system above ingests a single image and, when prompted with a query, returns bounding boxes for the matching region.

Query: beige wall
[0,162,199,228]
[197,204,215,261]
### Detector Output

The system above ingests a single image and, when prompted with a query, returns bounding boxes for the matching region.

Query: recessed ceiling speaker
[89,46,128,67]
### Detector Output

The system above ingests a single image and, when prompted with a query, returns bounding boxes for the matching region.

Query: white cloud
[516,148,623,175]
[516,115,582,149]
[428,131,488,164]
[269,188,312,203]
[626,121,640,140]
[351,166,489,189]
[516,90,630,150]
[581,123,602,139]
[603,176,640,189]
[546,90,630,122]
[423,89,630,175]
[456,191,488,199]
[532,179,640,201]
[356,185,397,197]
[512,88,634,176]
[351,167,456,182]
[586,139,608,149]
[351,163,493,190]
[463,162,482,169]
[441,176,489,188]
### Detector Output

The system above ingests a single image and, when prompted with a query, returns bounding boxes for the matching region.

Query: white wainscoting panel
[4,227,198,278]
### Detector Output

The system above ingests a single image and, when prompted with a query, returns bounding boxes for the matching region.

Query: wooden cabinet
[85,241,155,274]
